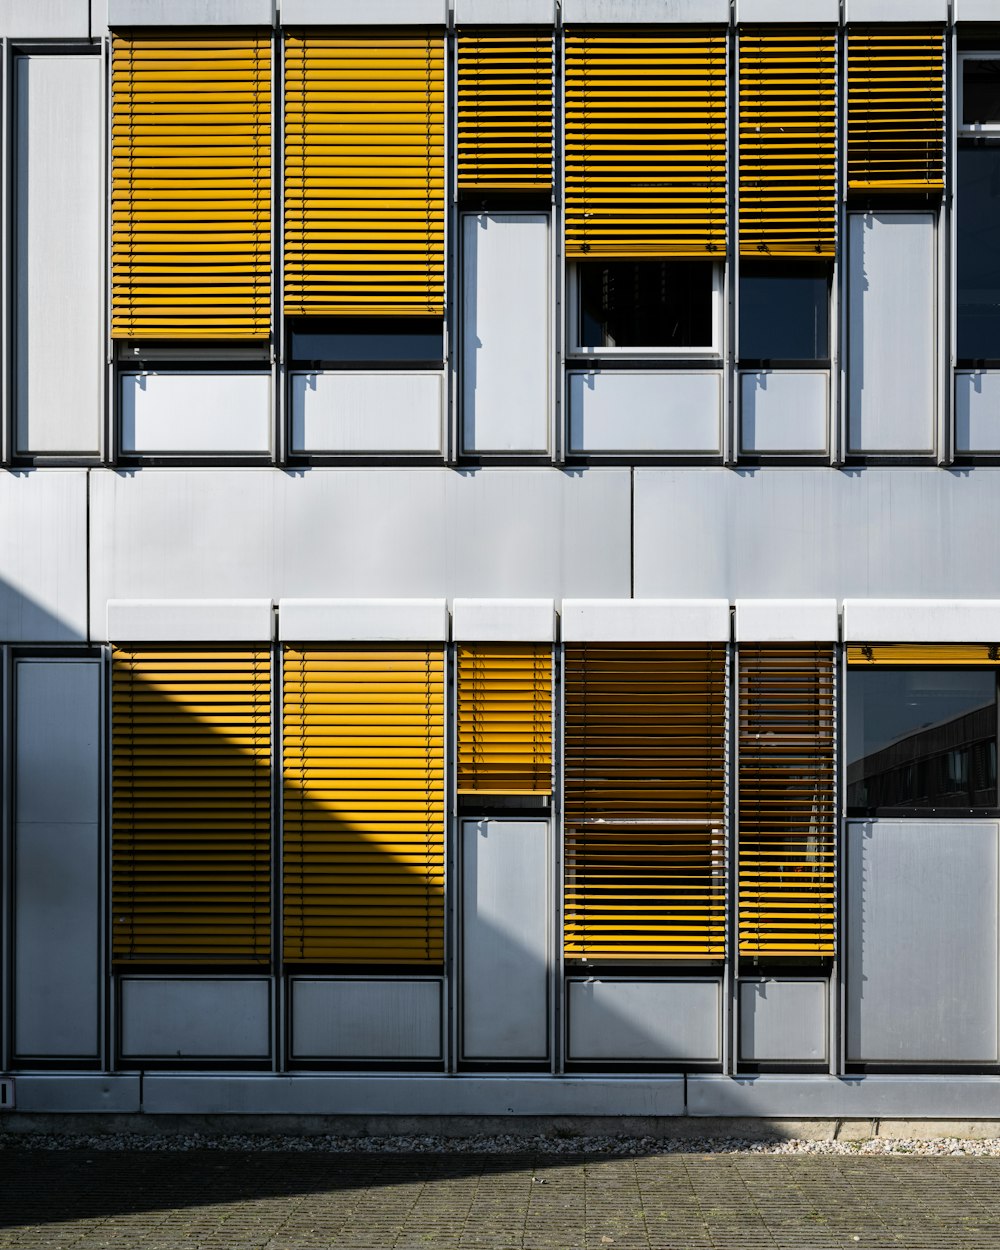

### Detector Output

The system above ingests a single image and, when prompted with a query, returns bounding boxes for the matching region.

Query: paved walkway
[1,1148,998,1248]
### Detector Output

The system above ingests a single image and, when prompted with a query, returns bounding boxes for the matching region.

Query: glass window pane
[577,261,714,349]
[289,318,444,365]
[957,146,1000,360]
[847,668,998,813]
[739,263,830,361]
[964,58,1000,128]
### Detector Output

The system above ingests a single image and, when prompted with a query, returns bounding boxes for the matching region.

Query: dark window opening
[964,57,1000,129]
[739,262,831,364]
[577,261,715,350]
[957,145,1000,361]
[288,318,444,368]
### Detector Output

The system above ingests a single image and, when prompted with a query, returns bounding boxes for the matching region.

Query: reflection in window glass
[577,261,714,349]
[288,318,444,366]
[739,263,830,362]
[963,58,1000,128]
[957,146,1000,360]
[847,668,998,813]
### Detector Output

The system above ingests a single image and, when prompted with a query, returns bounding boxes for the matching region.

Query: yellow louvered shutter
[847,26,945,193]
[284,36,445,317]
[457,645,552,794]
[738,646,836,957]
[848,644,1000,666]
[283,647,445,965]
[564,28,727,259]
[563,645,727,961]
[457,30,553,191]
[739,27,837,258]
[111,36,272,340]
[112,649,271,965]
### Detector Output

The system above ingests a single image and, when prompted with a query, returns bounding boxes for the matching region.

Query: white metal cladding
[561,599,731,642]
[688,1076,1000,1118]
[568,371,723,456]
[845,0,949,19]
[280,0,447,22]
[567,980,722,1062]
[956,0,1000,18]
[14,56,103,458]
[734,600,838,642]
[120,373,272,456]
[738,981,828,1063]
[119,980,271,1059]
[452,599,555,642]
[955,373,1000,454]
[461,820,549,1060]
[1,0,90,37]
[278,598,448,641]
[736,0,839,19]
[848,213,937,456]
[106,599,274,642]
[462,214,550,455]
[842,599,1000,642]
[0,470,88,643]
[107,0,274,23]
[454,0,557,21]
[13,661,101,1060]
[289,980,443,1060]
[290,373,444,455]
[562,0,730,21]
[739,372,828,457]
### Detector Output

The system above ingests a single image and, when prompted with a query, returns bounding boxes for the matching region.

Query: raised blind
[457,644,552,795]
[848,644,1000,666]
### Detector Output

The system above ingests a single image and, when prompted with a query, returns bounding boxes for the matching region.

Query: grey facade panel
[567,980,721,1062]
[290,980,443,1060]
[689,1076,1000,1119]
[738,981,828,1064]
[119,979,272,1059]
[11,1075,140,1113]
[108,0,274,25]
[281,0,446,23]
[563,0,730,21]
[455,0,557,22]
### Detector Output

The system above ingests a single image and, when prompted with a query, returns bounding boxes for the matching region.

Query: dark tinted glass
[964,58,1000,127]
[847,668,998,813]
[578,261,714,349]
[739,263,830,361]
[289,318,444,365]
[958,146,1000,360]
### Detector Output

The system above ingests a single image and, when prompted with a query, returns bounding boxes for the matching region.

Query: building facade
[2,0,1000,1122]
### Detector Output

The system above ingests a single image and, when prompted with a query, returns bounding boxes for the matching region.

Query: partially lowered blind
[739,27,837,258]
[564,29,728,258]
[284,36,445,316]
[283,647,445,965]
[112,649,272,965]
[457,30,553,191]
[111,36,272,340]
[457,644,552,794]
[847,27,945,193]
[738,646,836,957]
[564,645,727,961]
[848,644,1000,666]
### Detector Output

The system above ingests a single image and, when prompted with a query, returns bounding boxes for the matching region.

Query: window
[571,261,721,355]
[739,263,831,365]
[287,319,444,369]
[957,146,1000,362]
[961,53,1000,135]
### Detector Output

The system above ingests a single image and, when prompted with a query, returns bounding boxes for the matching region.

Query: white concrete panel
[633,468,1000,601]
[282,0,446,22]
[456,0,556,21]
[89,468,631,638]
[563,0,730,21]
[846,0,948,18]
[290,372,443,455]
[15,57,103,457]
[290,980,442,1059]
[735,600,839,643]
[109,0,273,23]
[842,599,1000,642]
[279,598,448,641]
[737,0,839,19]
[739,981,828,1063]
[956,372,1000,454]
[0,470,88,643]
[463,214,550,454]
[562,599,730,642]
[740,371,828,456]
[1,0,89,36]
[452,598,555,641]
[121,372,272,455]
[569,371,723,455]
[107,599,274,642]
[120,979,271,1058]
[568,980,721,1062]
[848,213,936,455]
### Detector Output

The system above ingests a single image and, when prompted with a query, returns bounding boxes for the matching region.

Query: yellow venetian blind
[847,26,945,192]
[283,647,445,965]
[112,649,272,965]
[284,35,445,316]
[457,644,552,794]
[848,644,1000,666]
[563,645,727,961]
[738,645,836,957]
[739,27,837,258]
[564,28,728,258]
[111,36,272,339]
[457,29,553,191]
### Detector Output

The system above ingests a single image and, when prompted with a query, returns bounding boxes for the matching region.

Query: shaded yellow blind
[564,645,727,961]
[111,36,272,339]
[739,27,837,258]
[738,646,836,957]
[847,27,945,192]
[284,36,445,316]
[848,644,1000,666]
[457,30,553,191]
[457,644,552,794]
[283,647,445,965]
[112,649,271,965]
